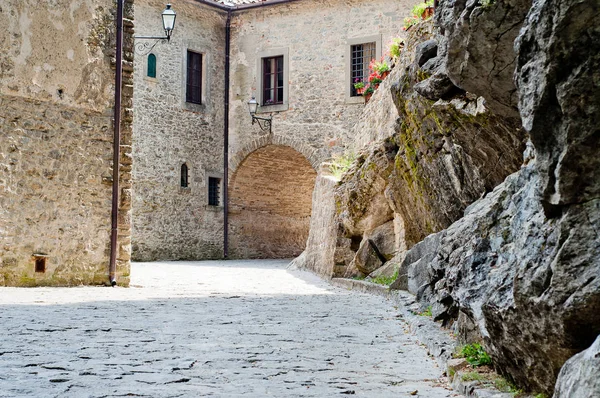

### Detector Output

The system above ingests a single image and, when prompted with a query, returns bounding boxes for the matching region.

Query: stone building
[133,0,411,261]
[0,0,134,286]
[1,0,410,286]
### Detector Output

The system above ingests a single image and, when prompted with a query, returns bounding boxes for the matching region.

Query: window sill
[205,205,224,212]
[258,103,289,113]
[345,96,365,105]
[183,101,206,113]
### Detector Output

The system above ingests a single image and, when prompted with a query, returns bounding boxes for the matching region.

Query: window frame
[208,177,221,207]
[147,53,157,78]
[181,43,211,112]
[186,50,203,105]
[181,163,189,188]
[205,171,224,209]
[256,48,289,113]
[345,35,382,104]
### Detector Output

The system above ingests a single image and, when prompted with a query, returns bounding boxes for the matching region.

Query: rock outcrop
[434,0,532,119]
[390,0,600,394]
[553,335,600,398]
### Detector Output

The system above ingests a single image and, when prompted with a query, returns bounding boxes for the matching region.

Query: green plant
[481,0,495,7]
[461,371,487,382]
[388,38,405,60]
[329,150,357,179]
[403,15,420,30]
[369,58,390,74]
[370,270,399,286]
[534,394,549,398]
[404,0,434,30]
[459,343,492,367]
[419,306,432,317]
[411,0,434,18]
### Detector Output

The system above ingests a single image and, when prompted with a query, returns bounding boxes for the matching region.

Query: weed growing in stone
[493,376,523,396]
[418,306,432,317]
[458,343,492,367]
[330,150,357,180]
[370,270,399,286]
[461,371,486,382]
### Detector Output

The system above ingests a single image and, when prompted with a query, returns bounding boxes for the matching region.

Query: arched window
[147,53,157,78]
[181,163,189,188]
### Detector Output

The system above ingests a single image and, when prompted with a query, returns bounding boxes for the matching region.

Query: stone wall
[229,0,413,159]
[0,0,133,286]
[132,0,226,261]
[133,0,410,260]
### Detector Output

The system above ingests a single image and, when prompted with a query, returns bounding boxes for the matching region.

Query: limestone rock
[415,39,438,67]
[434,0,532,119]
[413,72,461,101]
[515,0,600,206]
[395,165,600,394]
[553,335,600,398]
[369,251,406,279]
[364,221,396,261]
[335,141,396,237]
[352,239,385,276]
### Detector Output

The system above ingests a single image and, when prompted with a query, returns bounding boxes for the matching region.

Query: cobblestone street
[0,260,456,397]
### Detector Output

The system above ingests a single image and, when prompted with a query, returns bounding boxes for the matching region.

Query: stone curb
[329,278,516,398]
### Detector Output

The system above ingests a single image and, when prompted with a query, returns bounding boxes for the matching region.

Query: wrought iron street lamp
[135,4,177,55]
[247,96,273,133]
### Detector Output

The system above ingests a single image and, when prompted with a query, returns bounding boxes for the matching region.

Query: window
[208,177,220,206]
[262,56,284,106]
[186,50,202,104]
[350,42,376,97]
[181,163,189,188]
[147,53,157,78]
[35,257,46,273]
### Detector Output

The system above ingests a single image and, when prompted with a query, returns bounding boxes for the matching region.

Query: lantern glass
[162,4,176,37]
[248,97,258,115]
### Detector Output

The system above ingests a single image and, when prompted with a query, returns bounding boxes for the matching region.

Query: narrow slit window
[181,163,189,188]
[208,177,220,206]
[350,42,376,96]
[147,53,157,78]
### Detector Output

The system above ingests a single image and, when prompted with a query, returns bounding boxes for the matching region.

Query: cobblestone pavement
[0,260,458,398]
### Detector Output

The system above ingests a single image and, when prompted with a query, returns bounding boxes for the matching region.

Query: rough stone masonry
[0,0,134,286]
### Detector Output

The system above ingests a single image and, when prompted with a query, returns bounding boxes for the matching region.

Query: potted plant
[370,58,391,80]
[353,79,366,95]
[388,38,405,61]
[363,83,375,103]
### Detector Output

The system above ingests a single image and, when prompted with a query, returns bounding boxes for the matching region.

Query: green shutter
[147,54,157,78]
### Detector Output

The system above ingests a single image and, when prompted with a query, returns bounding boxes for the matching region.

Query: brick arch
[229,135,325,178]
[229,143,318,259]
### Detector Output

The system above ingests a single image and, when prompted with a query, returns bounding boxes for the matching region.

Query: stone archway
[229,144,318,259]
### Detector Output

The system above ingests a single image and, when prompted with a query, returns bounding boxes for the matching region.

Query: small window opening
[35,257,46,273]
[181,163,189,188]
[147,53,157,78]
[208,177,221,206]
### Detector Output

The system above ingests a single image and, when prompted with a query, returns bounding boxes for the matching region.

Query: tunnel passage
[229,145,317,259]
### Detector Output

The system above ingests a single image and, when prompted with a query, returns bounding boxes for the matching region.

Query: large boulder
[394,163,600,394]
[553,335,600,398]
[434,0,532,119]
[515,0,600,206]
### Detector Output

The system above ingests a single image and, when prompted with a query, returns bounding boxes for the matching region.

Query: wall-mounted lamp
[134,4,177,55]
[248,96,273,133]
